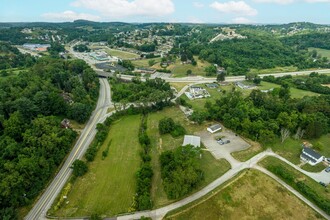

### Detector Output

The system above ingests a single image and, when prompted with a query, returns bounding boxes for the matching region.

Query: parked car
[217,140,224,145]
[325,167,330,173]
[319,182,327,187]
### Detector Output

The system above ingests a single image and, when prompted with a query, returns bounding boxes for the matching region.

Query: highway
[25,78,112,220]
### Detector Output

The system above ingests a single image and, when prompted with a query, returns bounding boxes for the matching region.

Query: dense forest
[202,88,330,143]
[0,50,99,219]
[0,42,36,70]
[110,77,174,105]
[281,33,330,50]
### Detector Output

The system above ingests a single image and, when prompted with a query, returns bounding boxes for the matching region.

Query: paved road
[116,149,330,220]
[25,78,112,220]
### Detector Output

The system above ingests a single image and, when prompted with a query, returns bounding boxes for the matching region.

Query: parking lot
[197,127,250,162]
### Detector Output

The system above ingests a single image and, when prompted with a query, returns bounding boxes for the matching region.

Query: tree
[159,117,175,134]
[148,59,156,67]
[190,111,207,125]
[253,76,261,85]
[72,159,88,177]
[217,72,226,82]
[280,128,290,143]
[293,127,305,140]
[205,65,217,76]
[186,69,192,75]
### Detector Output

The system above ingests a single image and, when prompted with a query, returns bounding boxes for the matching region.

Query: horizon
[1,0,330,24]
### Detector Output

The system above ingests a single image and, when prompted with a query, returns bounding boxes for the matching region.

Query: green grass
[231,140,264,162]
[165,169,323,220]
[106,48,139,59]
[270,134,330,165]
[301,163,327,173]
[259,156,330,205]
[52,115,141,217]
[249,66,298,75]
[181,83,234,111]
[169,57,211,78]
[309,48,330,59]
[132,57,162,67]
[147,107,231,208]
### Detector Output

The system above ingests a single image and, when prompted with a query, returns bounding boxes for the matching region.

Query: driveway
[197,128,250,166]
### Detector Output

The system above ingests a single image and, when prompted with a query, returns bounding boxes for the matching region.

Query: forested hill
[0,42,36,70]
[0,52,99,219]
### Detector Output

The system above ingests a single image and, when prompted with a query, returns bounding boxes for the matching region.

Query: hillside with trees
[0,53,99,219]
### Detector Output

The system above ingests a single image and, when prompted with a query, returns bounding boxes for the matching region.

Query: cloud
[193,2,205,8]
[72,0,175,18]
[305,0,330,2]
[232,17,254,24]
[210,1,258,16]
[253,0,295,4]
[42,10,101,21]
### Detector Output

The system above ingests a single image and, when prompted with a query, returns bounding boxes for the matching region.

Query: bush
[72,160,88,177]
[159,117,186,137]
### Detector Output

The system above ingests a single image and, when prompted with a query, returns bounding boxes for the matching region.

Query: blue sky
[1,0,330,24]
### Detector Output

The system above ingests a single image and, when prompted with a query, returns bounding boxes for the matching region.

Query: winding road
[25,78,112,220]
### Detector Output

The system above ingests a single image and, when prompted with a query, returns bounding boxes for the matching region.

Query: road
[25,78,112,220]
[116,150,330,220]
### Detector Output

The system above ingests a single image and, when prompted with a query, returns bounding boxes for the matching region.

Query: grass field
[169,82,190,91]
[259,156,330,203]
[132,57,162,67]
[169,57,211,78]
[165,169,323,220]
[53,115,141,217]
[106,48,139,59]
[270,134,330,166]
[301,163,327,173]
[309,47,330,59]
[147,107,231,208]
[249,66,298,74]
[231,139,263,162]
[181,83,234,111]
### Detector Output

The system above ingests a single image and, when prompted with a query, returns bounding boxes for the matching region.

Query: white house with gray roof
[300,147,324,166]
[183,135,201,148]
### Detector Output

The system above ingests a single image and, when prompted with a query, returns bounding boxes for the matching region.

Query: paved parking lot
[197,127,250,164]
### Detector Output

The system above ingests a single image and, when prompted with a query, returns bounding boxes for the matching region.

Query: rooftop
[183,135,201,148]
[208,124,222,132]
[303,147,322,159]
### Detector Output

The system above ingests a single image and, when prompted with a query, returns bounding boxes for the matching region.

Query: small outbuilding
[183,135,201,148]
[207,124,222,134]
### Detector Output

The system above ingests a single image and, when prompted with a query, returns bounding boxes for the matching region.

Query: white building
[207,124,222,134]
[300,147,324,166]
[183,135,201,148]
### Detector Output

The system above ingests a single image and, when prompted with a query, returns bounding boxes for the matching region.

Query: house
[61,119,70,129]
[207,124,222,134]
[300,147,324,166]
[206,83,219,89]
[183,135,201,148]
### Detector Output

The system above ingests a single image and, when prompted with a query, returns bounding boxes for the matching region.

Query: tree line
[0,55,99,219]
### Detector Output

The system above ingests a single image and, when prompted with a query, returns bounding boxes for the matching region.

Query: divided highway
[25,78,112,220]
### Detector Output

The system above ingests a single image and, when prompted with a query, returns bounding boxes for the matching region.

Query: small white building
[183,135,201,148]
[207,124,222,134]
[300,147,324,166]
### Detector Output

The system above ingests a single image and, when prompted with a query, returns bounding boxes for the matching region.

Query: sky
[0,0,330,24]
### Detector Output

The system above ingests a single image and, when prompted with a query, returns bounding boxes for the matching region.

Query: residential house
[300,147,324,166]
[207,124,222,134]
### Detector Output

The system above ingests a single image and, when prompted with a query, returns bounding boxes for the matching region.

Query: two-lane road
[25,78,111,220]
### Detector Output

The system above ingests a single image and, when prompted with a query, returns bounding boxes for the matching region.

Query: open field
[169,82,190,91]
[53,115,141,217]
[259,157,330,208]
[231,140,263,162]
[106,48,139,59]
[169,57,212,78]
[270,134,330,166]
[309,47,330,59]
[181,83,234,111]
[147,107,231,208]
[165,169,323,220]
[132,57,162,67]
[249,66,298,74]
[301,163,327,173]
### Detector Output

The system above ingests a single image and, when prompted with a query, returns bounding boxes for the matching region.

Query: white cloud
[42,10,100,21]
[253,0,295,4]
[232,17,254,24]
[305,0,330,2]
[193,2,205,8]
[210,1,258,16]
[72,0,175,18]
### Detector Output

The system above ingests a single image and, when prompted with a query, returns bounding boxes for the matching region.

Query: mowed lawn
[309,47,330,59]
[165,170,323,220]
[147,107,231,208]
[54,115,141,217]
[106,48,140,59]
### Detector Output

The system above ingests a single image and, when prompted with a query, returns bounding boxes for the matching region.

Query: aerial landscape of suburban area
[1,0,330,220]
